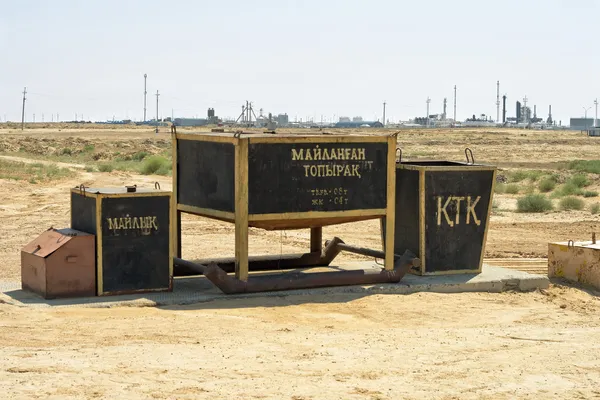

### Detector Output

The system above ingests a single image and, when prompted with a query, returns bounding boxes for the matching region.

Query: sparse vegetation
[591,203,600,215]
[98,163,114,172]
[568,174,591,188]
[583,191,599,198]
[516,194,553,213]
[132,151,148,161]
[83,144,95,152]
[538,178,556,193]
[568,160,600,174]
[553,183,584,198]
[141,155,170,175]
[494,183,506,194]
[559,196,584,211]
[508,170,528,182]
[61,148,73,156]
[85,165,96,172]
[505,183,520,194]
[0,159,75,182]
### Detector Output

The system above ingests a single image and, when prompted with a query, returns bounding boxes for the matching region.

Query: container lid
[73,186,170,195]
[21,228,92,258]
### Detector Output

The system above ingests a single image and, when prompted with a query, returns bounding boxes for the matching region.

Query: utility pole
[595,99,598,127]
[583,106,591,130]
[143,74,147,122]
[33,113,35,123]
[453,85,457,124]
[382,101,387,127]
[426,97,431,127]
[496,81,500,123]
[21,87,27,130]
[155,90,160,133]
[523,96,529,123]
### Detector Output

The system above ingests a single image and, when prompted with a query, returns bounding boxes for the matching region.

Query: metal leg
[310,227,323,253]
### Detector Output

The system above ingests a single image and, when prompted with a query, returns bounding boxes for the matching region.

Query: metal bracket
[465,147,475,164]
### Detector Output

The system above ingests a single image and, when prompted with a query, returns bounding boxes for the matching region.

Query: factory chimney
[534,105,537,119]
[502,95,507,123]
[443,98,447,120]
[516,101,522,123]
[547,105,553,124]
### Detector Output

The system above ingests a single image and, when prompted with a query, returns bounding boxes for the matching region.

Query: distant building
[339,116,351,123]
[570,118,596,130]
[173,118,209,127]
[352,116,363,122]
[276,113,289,126]
[334,121,383,128]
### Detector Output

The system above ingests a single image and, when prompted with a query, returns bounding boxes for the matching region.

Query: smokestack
[516,101,522,123]
[534,105,537,119]
[502,95,507,123]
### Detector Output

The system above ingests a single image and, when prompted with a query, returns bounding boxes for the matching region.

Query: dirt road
[0,286,598,400]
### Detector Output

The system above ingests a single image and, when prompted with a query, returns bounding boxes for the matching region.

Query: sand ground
[0,126,599,399]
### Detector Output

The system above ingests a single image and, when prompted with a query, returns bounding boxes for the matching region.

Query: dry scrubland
[0,124,599,399]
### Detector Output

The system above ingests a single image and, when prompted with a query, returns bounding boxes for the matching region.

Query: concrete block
[548,241,600,290]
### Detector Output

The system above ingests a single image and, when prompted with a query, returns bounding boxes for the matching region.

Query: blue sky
[1,0,599,124]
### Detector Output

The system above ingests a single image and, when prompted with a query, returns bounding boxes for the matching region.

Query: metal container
[548,240,600,289]
[70,185,172,296]
[383,152,496,275]
[21,228,95,299]
[172,131,398,281]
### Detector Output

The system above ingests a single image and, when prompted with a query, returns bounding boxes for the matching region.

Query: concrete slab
[0,262,549,309]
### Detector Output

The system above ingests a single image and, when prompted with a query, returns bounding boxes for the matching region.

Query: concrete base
[0,263,549,309]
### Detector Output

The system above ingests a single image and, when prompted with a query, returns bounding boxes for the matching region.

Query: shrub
[538,178,556,193]
[591,203,600,215]
[61,148,73,155]
[516,194,553,213]
[141,155,169,175]
[505,184,520,194]
[98,163,114,172]
[568,174,590,188]
[132,151,148,161]
[583,191,599,198]
[559,196,584,211]
[494,183,506,194]
[85,165,96,172]
[492,199,500,209]
[557,183,584,197]
[509,170,528,182]
[568,160,600,174]
[83,144,95,152]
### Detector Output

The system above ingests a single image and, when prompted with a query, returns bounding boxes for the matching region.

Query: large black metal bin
[70,186,172,295]
[384,160,496,275]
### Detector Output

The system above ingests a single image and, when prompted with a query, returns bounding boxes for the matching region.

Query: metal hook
[465,147,475,164]
[154,182,161,190]
[567,240,574,249]
[78,184,86,196]
[396,148,402,164]
[233,131,242,138]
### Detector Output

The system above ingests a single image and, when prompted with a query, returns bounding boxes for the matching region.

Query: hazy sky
[1,0,599,124]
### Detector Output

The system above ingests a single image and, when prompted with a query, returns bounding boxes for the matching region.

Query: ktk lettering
[436,196,481,226]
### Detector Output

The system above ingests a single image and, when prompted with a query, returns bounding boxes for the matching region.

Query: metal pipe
[173,236,343,276]
[198,249,417,294]
[324,238,421,268]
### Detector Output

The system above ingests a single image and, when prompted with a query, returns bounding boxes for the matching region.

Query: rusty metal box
[21,228,96,299]
[548,241,600,290]
[70,186,172,296]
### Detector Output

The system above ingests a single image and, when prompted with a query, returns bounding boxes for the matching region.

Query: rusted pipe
[324,237,422,268]
[187,249,417,295]
[173,237,343,276]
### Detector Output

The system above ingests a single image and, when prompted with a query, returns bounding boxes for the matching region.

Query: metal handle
[567,240,574,249]
[465,148,475,164]
[396,148,402,164]
[171,124,177,135]
[154,182,161,190]
[78,184,86,196]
